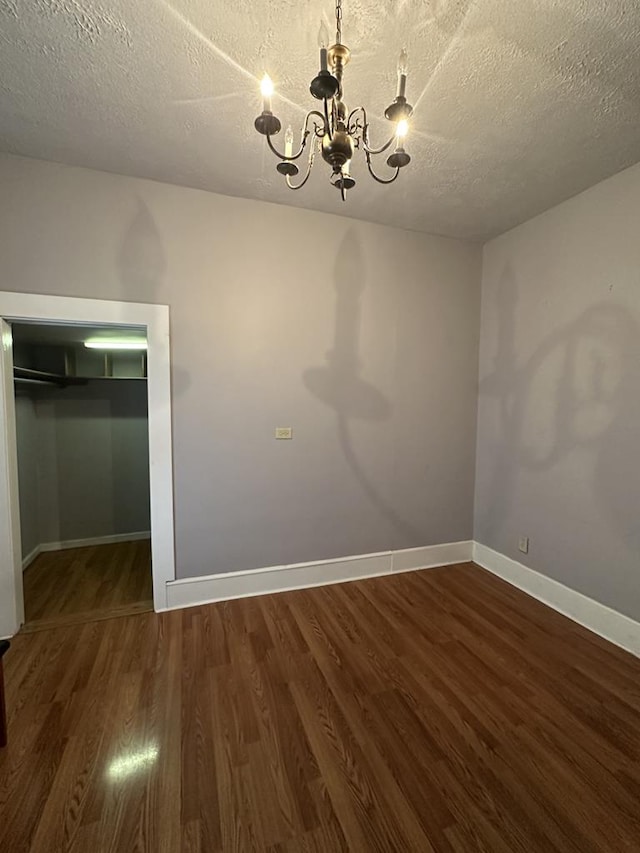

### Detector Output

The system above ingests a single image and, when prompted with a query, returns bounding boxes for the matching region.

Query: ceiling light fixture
[254,0,413,201]
[84,339,147,350]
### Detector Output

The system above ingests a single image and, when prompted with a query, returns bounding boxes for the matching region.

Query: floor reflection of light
[107,745,159,781]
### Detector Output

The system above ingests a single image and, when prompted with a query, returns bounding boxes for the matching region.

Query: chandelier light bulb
[318,19,330,49]
[397,47,409,77]
[260,73,274,113]
[284,125,294,158]
[318,20,330,72]
[397,48,408,98]
[396,119,409,139]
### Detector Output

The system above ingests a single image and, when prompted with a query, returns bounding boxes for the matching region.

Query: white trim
[0,320,24,636]
[391,540,473,572]
[165,541,473,610]
[0,292,175,635]
[22,531,151,570]
[22,545,41,570]
[473,543,640,659]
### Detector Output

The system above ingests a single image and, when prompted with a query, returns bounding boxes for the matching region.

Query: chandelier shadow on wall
[254,0,413,201]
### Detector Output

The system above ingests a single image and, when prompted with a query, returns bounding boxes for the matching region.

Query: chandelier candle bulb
[397,47,408,98]
[284,125,294,158]
[318,20,330,71]
[260,74,274,113]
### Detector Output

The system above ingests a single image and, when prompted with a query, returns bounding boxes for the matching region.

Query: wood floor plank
[2,561,640,851]
[23,540,152,630]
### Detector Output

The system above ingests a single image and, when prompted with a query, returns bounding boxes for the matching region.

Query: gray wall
[15,380,150,552]
[0,154,482,577]
[475,161,640,620]
[14,393,40,558]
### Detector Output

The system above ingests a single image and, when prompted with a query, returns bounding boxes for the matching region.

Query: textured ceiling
[1,1,639,240]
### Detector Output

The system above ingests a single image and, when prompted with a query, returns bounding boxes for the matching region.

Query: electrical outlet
[518,536,529,554]
[275,427,293,440]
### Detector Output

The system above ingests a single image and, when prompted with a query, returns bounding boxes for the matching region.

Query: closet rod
[13,366,65,383]
[14,377,56,386]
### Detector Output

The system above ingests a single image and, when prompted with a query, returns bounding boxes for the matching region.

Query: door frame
[0,291,175,636]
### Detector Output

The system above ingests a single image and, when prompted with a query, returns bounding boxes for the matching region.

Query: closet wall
[15,393,41,559]
[15,380,151,562]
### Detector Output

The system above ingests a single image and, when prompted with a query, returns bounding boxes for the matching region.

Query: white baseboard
[473,542,640,658]
[23,531,151,570]
[165,541,473,611]
[22,544,42,571]
[391,540,472,572]
[165,539,640,659]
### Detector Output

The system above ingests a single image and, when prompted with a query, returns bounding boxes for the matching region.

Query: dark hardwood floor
[2,562,640,852]
[22,540,153,631]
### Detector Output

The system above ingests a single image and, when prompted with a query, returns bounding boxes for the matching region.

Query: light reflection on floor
[107,745,160,781]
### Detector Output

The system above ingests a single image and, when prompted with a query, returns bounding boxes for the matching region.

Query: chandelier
[253,0,413,201]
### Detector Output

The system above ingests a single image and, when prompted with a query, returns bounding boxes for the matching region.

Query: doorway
[14,321,153,630]
[0,293,175,638]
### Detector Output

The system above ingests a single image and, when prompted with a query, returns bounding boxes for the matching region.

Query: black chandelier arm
[363,133,397,156]
[266,132,306,162]
[306,109,329,134]
[365,153,400,185]
[348,106,396,156]
[286,141,318,190]
[347,106,365,135]
[266,111,327,161]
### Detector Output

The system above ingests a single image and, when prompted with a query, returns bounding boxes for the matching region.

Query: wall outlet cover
[518,536,529,554]
[275,427,293,440]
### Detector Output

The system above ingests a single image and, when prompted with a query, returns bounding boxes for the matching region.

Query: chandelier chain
[336,0,342,44]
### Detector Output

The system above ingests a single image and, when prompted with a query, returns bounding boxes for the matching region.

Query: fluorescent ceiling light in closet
[84,339,147,350]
